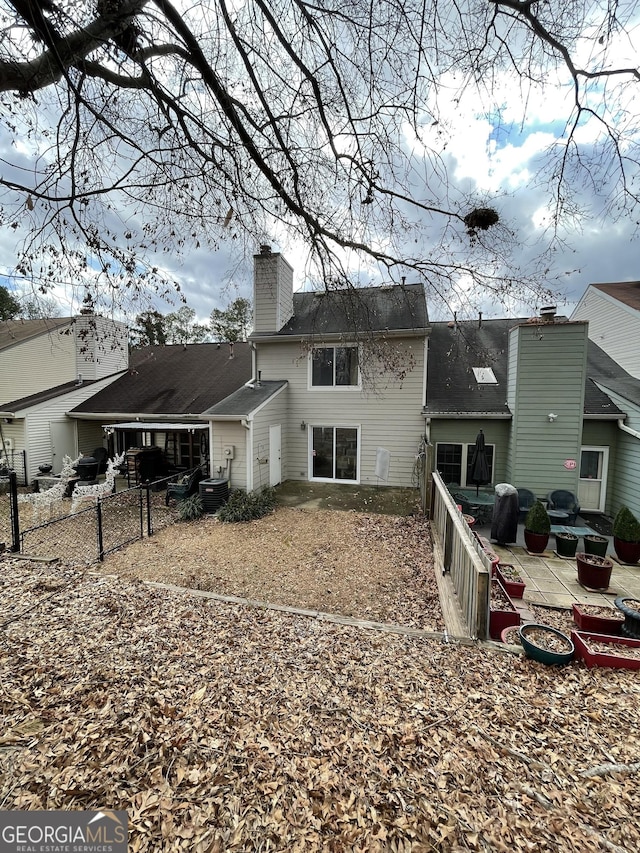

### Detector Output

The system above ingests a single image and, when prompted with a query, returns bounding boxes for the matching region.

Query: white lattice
[71,452,125,513]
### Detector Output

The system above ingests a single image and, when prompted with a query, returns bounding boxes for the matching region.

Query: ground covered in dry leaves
[99,508,442,630]
[1,509,640,852]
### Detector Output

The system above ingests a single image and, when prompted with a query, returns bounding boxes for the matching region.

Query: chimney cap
[259,244,272,255]
[540,305,557,321]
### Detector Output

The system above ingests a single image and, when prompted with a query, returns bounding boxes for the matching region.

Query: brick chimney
[252,245,294,334]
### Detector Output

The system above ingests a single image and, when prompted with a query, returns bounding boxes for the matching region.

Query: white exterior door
[50,420,77,474]
[269,424,281,486]
[578,446,609,512]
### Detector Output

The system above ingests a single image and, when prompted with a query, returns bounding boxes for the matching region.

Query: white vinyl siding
[211,422,247,491]
[256,338,425,487]
[0,325,76,404]
[250,387,289,490]
[15,375,124,481]
[74,316,129,380]
[572,288,640,379]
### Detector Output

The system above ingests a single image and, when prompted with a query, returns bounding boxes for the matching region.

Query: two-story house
[203,246,429,491]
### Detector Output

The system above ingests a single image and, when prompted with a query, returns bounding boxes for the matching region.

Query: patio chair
[166,466,205,506]
[516,488,536,522]
[547,489,581,525]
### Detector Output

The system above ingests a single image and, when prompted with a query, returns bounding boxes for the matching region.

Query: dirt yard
[101,507,443,630]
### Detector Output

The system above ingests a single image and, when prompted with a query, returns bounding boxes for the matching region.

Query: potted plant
[583,534,609,558]
[555,530,579,559]
[495,563,526,599]
[615,597,640,639]
[489,578,520,640]
[576,552,614,591]
[519,623,575,666]
[524,500,550,554]
[612,506,640,565]
[572,603,624,635]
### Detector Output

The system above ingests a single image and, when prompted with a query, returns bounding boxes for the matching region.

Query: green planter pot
[556,532,578,559]
[583,534,609,558]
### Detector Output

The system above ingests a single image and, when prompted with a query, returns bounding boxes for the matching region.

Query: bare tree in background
[0,0,638,316]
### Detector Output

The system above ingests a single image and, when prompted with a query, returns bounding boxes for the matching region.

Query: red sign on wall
[563,459,577,470]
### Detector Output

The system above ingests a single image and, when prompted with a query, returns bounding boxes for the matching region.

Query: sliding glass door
[311,426,358,481]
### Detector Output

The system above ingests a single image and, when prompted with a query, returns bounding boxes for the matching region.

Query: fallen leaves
[1,510,640,852]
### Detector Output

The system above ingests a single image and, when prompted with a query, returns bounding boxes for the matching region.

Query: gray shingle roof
[203,380,287,418]
[0,317,73,351]
[0,378,102,414]
[424,319,632,417]
[70,343,252,417]
[424,319,516,415]
[591,281,640,312]
[260,283,428,337]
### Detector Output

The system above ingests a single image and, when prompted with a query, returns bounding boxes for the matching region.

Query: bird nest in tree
[464,207,500,236]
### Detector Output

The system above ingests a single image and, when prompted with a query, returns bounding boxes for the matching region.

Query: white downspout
[618,419,640,440]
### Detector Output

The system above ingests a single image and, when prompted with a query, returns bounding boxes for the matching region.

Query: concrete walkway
[474,518,640,610]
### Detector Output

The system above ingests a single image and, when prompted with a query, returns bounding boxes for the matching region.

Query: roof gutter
[250,327,430,343]
[66,412,206,421]
[0,411,16,419]
[422,411,512,419]
[618,418,640,440]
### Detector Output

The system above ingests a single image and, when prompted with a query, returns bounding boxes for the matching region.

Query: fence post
[9,470,20,552]
[96,498,105,561]
[146,485,152,537]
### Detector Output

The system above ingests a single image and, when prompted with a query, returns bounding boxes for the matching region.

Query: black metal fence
[1,450,27,485]
[1,471,183,566]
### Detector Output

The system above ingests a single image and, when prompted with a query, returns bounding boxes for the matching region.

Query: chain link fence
[2,470,189,566]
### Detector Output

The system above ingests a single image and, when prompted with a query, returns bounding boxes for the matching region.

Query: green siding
[430,420,511,485]
[507,322,588,495]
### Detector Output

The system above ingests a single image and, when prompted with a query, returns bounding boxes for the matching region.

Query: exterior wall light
[300,421,307,430]
[548,413,558,422]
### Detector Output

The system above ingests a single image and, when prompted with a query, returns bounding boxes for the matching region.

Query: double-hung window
[311,346,358,387]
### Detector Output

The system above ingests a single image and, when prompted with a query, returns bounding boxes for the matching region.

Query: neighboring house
[204,246,429,491]
[571,281,640,379]
[424,311,640,518]
[69,342,252,475]
[0,314,129,480]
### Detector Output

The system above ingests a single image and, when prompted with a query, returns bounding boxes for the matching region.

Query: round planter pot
[519,623,574,665]
[614,597,640,639]
[576,552,613,591]
[613,537,640,565]
[524,529,549,554]
[583,535,609,558]
[556,533,578,559]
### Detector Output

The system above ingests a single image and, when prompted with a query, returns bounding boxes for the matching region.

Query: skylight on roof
[473,367,498,385]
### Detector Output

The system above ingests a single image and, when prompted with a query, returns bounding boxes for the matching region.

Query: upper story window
[311,346,359,387]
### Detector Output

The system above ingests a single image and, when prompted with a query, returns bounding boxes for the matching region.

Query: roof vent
[540,305,557,322]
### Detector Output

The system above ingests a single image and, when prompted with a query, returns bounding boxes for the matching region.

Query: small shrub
[177,494,204,521]
[613,505,640,542]
[525,500,550,535]
[217,487,276,523]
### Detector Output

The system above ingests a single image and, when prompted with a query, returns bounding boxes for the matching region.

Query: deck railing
[430,471,492,639]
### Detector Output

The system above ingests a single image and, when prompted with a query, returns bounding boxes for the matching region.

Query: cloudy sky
[1,5,638,328]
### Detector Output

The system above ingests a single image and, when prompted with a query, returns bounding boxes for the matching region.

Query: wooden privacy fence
[430,471,492,639]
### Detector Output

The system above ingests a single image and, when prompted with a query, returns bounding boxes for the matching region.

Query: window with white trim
[436,441,495,487]
[311,346,358,386]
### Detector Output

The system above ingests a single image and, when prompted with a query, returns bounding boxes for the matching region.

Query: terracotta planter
[524,529,549,554]
[489,578,520,640]
[572,630,640,670]
[583,534,609,558]
[613,537,640,565]
[496,564,526,599]
[576,552,613,591]
[556,532,578,559]
[572,603,623,635]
